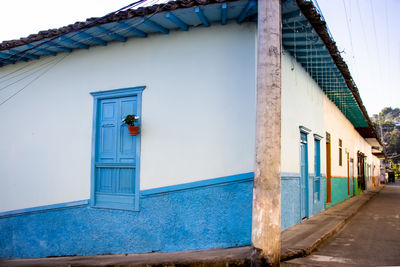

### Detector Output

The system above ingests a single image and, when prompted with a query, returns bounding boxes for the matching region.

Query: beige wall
[323,88,379,189]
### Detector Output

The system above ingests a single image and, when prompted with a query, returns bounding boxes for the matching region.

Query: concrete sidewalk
[0,187,383,267]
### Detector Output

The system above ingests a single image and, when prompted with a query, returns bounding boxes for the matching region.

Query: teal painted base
[325,177,350,208]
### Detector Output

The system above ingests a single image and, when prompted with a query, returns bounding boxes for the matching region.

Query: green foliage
[387,130,400,156]
[392,163,400,179]
[372,106,400,164]
[122,114,138,126]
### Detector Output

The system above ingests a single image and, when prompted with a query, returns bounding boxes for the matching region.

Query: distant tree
[372,107,400,164]
[380,107,400,120]
[392,162,400,179]
[387,130,400,158]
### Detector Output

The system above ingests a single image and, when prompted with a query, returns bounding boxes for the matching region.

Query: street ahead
[283,181,400,266]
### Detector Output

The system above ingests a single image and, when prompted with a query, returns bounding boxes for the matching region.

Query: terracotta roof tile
[0,0,235,51]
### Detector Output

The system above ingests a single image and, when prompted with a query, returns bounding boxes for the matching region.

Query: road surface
[283,180,400,266]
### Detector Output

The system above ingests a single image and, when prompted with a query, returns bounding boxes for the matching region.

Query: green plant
[122,115,139,126]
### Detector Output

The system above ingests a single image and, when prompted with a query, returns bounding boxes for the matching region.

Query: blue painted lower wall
[1,172,331,258]
[281,174,325,230]
[0,177,253,259]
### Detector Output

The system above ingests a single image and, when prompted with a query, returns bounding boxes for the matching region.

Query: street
[283,181,400,266]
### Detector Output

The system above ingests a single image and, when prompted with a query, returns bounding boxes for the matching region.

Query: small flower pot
[128,126,140,136]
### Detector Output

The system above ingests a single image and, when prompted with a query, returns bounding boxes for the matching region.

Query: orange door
[326,133,331,204]
[347,152,350,195]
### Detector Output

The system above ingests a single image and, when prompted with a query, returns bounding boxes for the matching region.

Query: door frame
[90,86,145,210]
[349,158,354,196]
[326,132,331,205]
[299,126,311,219]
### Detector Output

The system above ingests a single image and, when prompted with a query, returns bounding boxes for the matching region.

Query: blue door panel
[96,168,115,193]
[94,95,138,209]
[98,100,118,162]
[101,101,116,119]
[95,193,136,210]
[118,168,135,194]
[119,126,136,163]
[120,98,136,117]
[119,98,137,163]
[99,126,117,162]
[300,132,309,219]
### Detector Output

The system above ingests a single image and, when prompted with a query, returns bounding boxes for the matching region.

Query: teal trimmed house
[0,0,384,259]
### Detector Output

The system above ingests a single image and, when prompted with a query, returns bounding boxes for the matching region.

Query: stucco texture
[281,178,301,230]
[0,181,253,259]
[281,175,325,230]
[326,178,350,208]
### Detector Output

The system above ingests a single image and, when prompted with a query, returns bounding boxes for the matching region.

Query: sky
[316,0,400,116]
[0,0,398,116]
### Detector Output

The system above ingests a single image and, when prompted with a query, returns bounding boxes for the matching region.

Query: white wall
[0,22,256,212]
[281,49,377,183]
[323,96,374,181]
[281,51,325,175]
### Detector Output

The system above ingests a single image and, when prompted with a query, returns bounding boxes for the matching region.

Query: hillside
[371,107,400,164]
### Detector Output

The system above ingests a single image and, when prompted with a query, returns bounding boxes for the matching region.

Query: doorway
[349,158,354,196]
[357,152,366,191]
[300,132,309,219]
[326,132,331,204]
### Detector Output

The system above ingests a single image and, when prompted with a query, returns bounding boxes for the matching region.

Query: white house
[0,0,383,258]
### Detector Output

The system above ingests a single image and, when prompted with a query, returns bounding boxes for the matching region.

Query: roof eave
[296,0,379,141]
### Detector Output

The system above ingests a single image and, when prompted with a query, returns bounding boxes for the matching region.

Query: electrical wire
[369,0,383,84]
[0,0,150,64]
[0,0,169,104]
[0,60,37,81]
[0,54,68,107]
[342,0,357,75]
[384,0,390,83]
[0,0,166,86]
[356,0,371,57]
[0,57,58,86]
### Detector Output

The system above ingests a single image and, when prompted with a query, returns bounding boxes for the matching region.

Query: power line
[0,57,58,85]
[0,57,60,91]
[0,60,36,80]
[342,0,357,75]
[0,54,68,107]
[356,0,371,58]
[0,0,149,64]
[369,0,383,84]
[384,0,390,84]
[0,0,167,95]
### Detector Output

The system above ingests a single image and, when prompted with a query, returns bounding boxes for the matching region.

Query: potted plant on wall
[122,114,140,136]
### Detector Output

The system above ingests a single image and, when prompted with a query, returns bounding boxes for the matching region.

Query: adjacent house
[0,0,383,258]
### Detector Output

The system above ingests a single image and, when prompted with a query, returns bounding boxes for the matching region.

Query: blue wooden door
[94,96,138,210]
[300,133,309,219]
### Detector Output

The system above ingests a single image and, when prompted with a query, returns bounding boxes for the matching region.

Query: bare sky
[0,0,398,116]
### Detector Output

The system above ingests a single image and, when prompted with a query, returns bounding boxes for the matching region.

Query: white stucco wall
[0,22,256,212]
[281,50,377,184]
[323,96,374,181]
[281,51,325,175]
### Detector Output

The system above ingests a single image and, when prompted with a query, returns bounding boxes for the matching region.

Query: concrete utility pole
[252,0,282,266]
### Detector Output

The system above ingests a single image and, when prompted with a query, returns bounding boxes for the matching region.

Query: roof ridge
[0,0,235,51]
